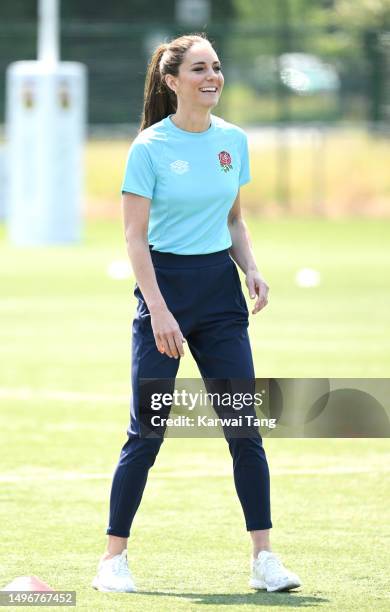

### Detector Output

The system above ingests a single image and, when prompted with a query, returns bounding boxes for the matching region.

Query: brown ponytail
[139,32,212,132]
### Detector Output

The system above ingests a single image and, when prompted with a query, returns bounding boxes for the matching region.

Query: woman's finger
[156,334,172,357]
[166,334,180,359]
[252,293,268,314]
[247,278,256,299]
[174,332,185,357]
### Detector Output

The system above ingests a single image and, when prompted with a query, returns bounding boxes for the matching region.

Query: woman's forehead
[182,43,219,66]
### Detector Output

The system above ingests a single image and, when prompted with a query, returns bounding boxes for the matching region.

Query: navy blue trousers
[106,248,272,537]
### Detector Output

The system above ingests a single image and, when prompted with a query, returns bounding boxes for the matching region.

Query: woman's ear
[164,75,177,94]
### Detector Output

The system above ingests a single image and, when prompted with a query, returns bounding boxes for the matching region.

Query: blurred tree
[334,0,390,28]
[332,1,390,124]
[232,0,390,28]
[232,0,324,25]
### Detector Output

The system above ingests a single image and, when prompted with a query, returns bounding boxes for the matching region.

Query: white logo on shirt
[170,160,190,175]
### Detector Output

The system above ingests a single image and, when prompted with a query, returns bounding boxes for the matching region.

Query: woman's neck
[170,109,212,133]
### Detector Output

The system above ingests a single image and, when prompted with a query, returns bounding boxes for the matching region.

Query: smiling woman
[141,33,225,133]
[91,32,301,596]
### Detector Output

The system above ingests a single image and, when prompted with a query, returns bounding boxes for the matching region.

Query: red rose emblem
[218,150,233,173]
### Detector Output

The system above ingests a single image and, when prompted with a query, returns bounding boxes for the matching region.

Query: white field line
[0,387,128,403]
[0,465,388,483]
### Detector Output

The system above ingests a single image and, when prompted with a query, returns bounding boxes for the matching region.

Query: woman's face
[165,42,224,111]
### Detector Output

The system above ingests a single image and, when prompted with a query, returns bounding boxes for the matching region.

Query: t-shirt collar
[166,114,215,136]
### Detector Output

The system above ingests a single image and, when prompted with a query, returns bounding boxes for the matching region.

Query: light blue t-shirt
[121,113,251,255]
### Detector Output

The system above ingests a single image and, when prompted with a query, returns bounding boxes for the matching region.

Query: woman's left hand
[245,270,269,314]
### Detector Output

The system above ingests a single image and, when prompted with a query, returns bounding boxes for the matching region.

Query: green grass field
[0,218,389,611]
[85,131,390,217]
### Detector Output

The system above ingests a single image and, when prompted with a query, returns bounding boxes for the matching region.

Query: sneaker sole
[250,577,301,592]
[91,577,136,593]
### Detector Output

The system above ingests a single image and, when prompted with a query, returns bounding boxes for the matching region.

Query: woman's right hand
[150,307,186,359]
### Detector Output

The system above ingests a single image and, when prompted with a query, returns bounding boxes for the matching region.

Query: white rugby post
[38,0,59,64]
[5,0,87,245]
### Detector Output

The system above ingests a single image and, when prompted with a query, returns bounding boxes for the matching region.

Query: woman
[92,32,301,594]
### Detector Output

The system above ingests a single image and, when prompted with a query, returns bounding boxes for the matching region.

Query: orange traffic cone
[2,575,54,591]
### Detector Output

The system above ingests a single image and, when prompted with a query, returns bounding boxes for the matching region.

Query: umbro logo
[170,160,190,175]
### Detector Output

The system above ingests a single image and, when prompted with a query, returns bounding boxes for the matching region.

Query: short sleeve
[238,132,251,187]
[121,139,156,199]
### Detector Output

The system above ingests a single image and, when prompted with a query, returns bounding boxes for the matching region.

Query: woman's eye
[193,66,222,72]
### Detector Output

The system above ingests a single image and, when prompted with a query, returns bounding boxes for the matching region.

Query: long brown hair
[139,32,214,132]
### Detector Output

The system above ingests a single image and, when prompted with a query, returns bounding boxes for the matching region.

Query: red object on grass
[2,575,54,591]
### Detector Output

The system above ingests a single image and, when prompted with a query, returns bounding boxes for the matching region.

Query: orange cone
[2,576,54,591]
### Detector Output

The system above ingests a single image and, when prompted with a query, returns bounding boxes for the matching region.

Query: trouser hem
[246,522,273,531]
[106,529,130,538]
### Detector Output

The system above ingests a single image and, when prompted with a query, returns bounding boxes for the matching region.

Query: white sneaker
[250,550,301,592]
[92,549,137,593]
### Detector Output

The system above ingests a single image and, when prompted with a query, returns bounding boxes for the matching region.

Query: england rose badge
[218,150,233,173]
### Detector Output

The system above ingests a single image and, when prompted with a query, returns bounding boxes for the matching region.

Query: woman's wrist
[148,298,168,315]
[246,262,259,274]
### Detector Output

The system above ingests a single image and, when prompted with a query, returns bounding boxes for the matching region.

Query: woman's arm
[122,192,185,358]
[228,190,269,314]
